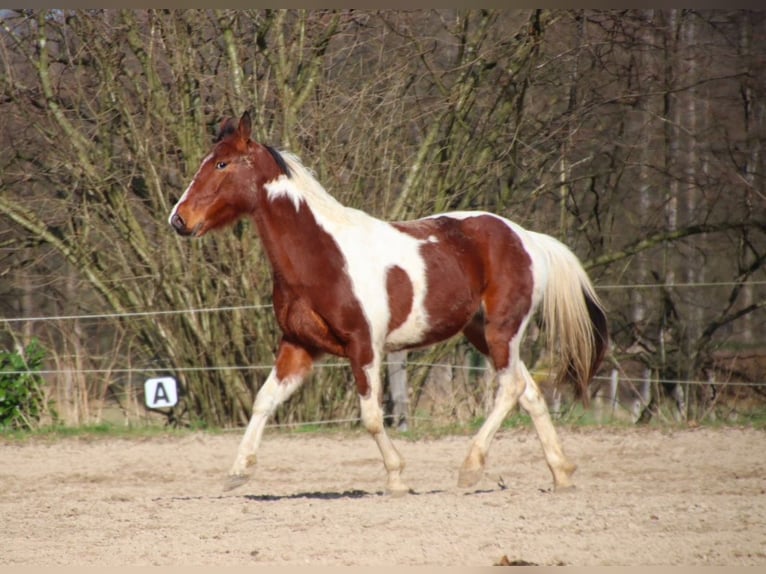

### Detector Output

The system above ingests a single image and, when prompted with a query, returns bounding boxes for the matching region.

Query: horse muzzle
[169,212,195,237]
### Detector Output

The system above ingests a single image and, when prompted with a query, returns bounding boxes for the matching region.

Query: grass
[0,420,194,443]
[2,404,765,443]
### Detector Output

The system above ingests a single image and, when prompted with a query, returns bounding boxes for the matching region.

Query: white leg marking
[224,368,305,490]
[518,365,577,490]
[359,364,409,495]
[458,365,524,488]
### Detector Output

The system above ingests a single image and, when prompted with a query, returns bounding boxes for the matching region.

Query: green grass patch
[0,420,194,443]
[2,405,765,444]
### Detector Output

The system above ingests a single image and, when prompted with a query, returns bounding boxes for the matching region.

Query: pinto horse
[169,111,608,495]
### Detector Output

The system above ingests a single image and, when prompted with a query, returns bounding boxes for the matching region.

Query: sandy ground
[1,425,764,566]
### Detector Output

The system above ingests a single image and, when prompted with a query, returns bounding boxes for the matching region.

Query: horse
[168,111,608,495]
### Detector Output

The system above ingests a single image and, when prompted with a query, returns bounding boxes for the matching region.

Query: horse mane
[265,145,293,178]
[266,149,350,219]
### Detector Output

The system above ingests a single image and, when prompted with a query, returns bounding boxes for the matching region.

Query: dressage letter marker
[144,376,178,408]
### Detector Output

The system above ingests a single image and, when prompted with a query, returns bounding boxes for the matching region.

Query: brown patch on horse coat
[465,216,533,370]
[275,339,316,380]
[390,218,481,347]
[386,265,413,335]
[394,214,534,370]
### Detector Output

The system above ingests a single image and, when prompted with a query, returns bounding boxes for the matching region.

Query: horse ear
[238,111,252,141]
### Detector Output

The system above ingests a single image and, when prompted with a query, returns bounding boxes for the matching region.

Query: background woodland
[1,9,764,427]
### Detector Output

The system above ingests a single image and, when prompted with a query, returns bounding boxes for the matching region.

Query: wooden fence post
[386,350,409,431]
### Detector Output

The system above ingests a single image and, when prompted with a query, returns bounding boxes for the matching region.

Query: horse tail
[533,233,608,405]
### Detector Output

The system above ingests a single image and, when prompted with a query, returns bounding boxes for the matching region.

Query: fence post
[633,368,652,422]
[610,369,619,416]
[386,350,409,431]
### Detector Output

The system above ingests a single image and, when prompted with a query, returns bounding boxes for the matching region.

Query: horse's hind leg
[458,363,524,488]
[459,310,575,490]
[517,364,577,490]
[458,358,576,491]
[458,306,529,488]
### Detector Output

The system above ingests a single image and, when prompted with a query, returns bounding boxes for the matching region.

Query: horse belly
[382,225,484,351]
[384,287,478,351]
[384,307,432,351]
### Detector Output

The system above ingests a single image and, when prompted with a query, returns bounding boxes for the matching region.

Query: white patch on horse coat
[265,157,433,355]
[265,176,304,213]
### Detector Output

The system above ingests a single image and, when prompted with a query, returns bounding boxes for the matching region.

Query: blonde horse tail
[536,235,608,405]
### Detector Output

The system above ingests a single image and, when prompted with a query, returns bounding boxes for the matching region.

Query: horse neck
[249,176,357,285]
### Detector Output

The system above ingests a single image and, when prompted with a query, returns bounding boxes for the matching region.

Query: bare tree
[1,9,763,427]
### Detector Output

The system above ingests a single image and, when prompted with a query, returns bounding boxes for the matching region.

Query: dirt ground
[1,424,765,566]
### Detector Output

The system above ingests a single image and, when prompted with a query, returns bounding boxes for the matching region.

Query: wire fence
[0,360,762,388]
[1,280,764,390]
[0,281,766,425]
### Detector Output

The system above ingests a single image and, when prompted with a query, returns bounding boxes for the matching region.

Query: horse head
[168,111,284,237]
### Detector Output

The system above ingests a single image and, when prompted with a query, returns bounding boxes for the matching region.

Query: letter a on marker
[153,381,169,405]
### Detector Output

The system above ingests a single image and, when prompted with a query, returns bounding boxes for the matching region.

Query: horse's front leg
[224,339,314,491]
[352,359,409,496]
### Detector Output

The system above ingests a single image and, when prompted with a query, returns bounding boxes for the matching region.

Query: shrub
[0,339,49,429]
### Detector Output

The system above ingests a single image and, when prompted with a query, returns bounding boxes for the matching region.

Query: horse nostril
[170,212,186,233]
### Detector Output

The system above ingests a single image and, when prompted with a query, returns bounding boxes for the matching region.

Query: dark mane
[265,145,293,179]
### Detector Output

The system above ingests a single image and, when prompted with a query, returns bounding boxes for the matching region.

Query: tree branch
[585,222,765,271]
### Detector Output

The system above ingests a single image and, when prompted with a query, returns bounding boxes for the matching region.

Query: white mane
[264,151,351,221]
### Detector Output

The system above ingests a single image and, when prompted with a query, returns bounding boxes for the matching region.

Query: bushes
[0,339,51,429]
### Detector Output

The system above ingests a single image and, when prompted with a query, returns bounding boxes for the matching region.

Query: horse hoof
[387,484,411,498]
[457,467,483,488]
[387,487,411,498]
[223,473,250,492]
[386,477,412,497]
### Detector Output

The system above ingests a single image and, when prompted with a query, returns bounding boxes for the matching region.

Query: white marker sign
[144,376,178,409]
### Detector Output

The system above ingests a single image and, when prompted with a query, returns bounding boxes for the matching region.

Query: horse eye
[215,161,228,169]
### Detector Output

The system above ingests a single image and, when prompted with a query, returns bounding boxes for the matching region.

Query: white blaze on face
[168,153,214,224]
